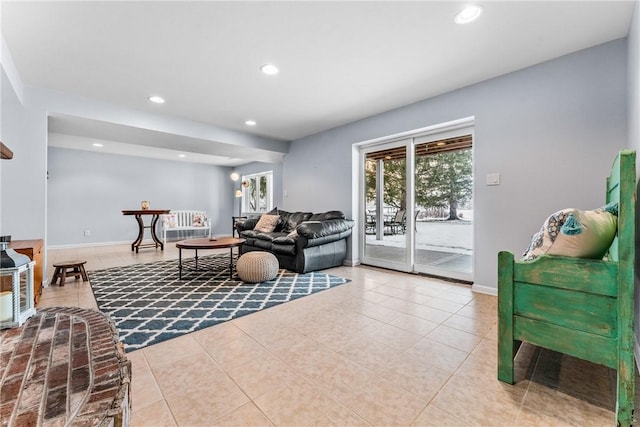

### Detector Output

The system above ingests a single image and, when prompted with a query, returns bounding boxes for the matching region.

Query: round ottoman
[236,252,279,283]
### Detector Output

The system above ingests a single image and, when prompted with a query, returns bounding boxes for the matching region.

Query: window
[242,171,273,213]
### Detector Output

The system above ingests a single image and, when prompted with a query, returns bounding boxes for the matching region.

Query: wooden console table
[122,209,170,253]
[0,239,44,305]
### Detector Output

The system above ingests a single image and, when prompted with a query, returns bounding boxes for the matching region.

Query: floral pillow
[522,203,617,261]
[162,214,177,228]
[192,214,205,227]
[254,214,279,233]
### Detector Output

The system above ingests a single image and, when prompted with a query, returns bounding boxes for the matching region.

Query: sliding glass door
[362,141,410,271]
[413,135,473,281]
[360,123,474,282]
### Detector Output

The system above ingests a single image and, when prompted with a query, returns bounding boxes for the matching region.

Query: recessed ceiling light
[148,95,165,104]
[455,5,482,24]
[178,154,186,158]
[92,143,104,147]
[245,120,257,126]
[260,64,279,75]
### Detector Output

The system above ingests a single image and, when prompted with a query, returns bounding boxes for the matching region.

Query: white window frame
[241,171,273,214]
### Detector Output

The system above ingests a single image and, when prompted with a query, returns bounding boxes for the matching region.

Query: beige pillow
[522,206,617,261]
[254,214,279,233]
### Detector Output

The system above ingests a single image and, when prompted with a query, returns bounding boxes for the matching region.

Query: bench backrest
[163,211,208,228]
[605,150,635,267]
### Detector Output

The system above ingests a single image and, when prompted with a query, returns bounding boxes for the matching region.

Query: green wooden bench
[498,149,636,426]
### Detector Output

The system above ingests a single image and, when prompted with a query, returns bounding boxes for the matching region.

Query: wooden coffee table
[176,237,246,279]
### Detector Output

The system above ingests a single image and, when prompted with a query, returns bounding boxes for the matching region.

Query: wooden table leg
[132,214,145,252]
[150,214,164,250]
[178,248,183,280]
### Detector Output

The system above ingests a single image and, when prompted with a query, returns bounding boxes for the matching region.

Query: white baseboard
[343,259,361,267]
[47,240,131,250]
[471,283,497,296]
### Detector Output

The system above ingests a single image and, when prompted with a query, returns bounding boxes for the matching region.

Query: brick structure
[0,307,131,426]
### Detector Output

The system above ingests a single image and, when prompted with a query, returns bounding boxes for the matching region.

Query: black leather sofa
[235,210,354,273]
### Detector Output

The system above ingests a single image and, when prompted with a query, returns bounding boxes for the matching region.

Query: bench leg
[79,264,88,281]
[51,267,62,286]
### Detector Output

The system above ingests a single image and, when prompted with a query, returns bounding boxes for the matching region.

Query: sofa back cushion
[309,211,345,221]
[277,211,313,232]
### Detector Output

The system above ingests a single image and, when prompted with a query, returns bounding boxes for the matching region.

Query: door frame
[356,116,475,281]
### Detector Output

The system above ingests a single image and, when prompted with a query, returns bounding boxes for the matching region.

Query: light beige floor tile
[426,324,483,353]
[211,401,275,427]
[197,331,271,370]
[341,376,427,426]
[442,312,496,337]
[254,380,360,426]
[412,404,471,427]
[337,336,401,373]
[515,405,578,427]
[130,399,177,427]
[152,352,239,400]
[431,373,522,426]
[378,352,451,401]
[127,350,164,411]
[404,304,453,324]
[522,382,615,427]
[361,321,423,351]
[165,387,249,426]
[142,333,206,369]
[224,353,311,400]
[409,337,469,373]
[389,312,439,336]
[531,349,615,407]
[419,296,466,313]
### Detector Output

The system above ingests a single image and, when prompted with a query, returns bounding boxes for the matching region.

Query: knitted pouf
[236,251,279,283]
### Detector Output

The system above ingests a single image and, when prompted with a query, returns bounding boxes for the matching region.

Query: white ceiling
[1,1,635,164]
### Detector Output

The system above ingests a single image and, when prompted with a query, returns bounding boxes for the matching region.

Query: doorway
[359,122,474,282]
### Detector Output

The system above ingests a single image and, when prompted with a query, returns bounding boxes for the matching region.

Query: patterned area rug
[89,254,348,351]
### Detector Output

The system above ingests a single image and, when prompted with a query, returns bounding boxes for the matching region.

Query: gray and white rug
[89,254,348,351]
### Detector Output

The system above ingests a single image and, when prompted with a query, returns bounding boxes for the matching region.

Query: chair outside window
[385,209,406,235]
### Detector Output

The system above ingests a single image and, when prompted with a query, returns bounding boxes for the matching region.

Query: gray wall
[47,146,234,246]
[1,73,47,242]
[283,39,628,291]
[627,1,640,368]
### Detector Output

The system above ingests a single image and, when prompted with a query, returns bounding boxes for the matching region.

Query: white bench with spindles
[161,210,210,244]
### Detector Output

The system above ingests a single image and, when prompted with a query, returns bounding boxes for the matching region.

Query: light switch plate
[486,173,500,186]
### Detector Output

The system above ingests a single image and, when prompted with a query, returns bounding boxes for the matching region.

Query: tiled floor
[39,243,626,426]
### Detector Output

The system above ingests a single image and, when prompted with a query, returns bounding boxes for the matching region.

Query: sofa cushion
[283,212,312,232]
[256,232,288,241]
[272,243,296,256]
[253,238,274,250]
[309,211,345,221]
[273,235,296,245]
[254,214,279,233]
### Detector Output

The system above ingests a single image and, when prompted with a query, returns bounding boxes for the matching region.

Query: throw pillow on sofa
[254,214,279,233]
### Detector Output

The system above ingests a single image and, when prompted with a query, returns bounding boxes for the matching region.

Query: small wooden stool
[51,261,88,286]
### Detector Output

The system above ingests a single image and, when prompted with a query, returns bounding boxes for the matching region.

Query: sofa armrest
[297,219,354,239]
[295,219,354,249]
[237,217,259,233]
